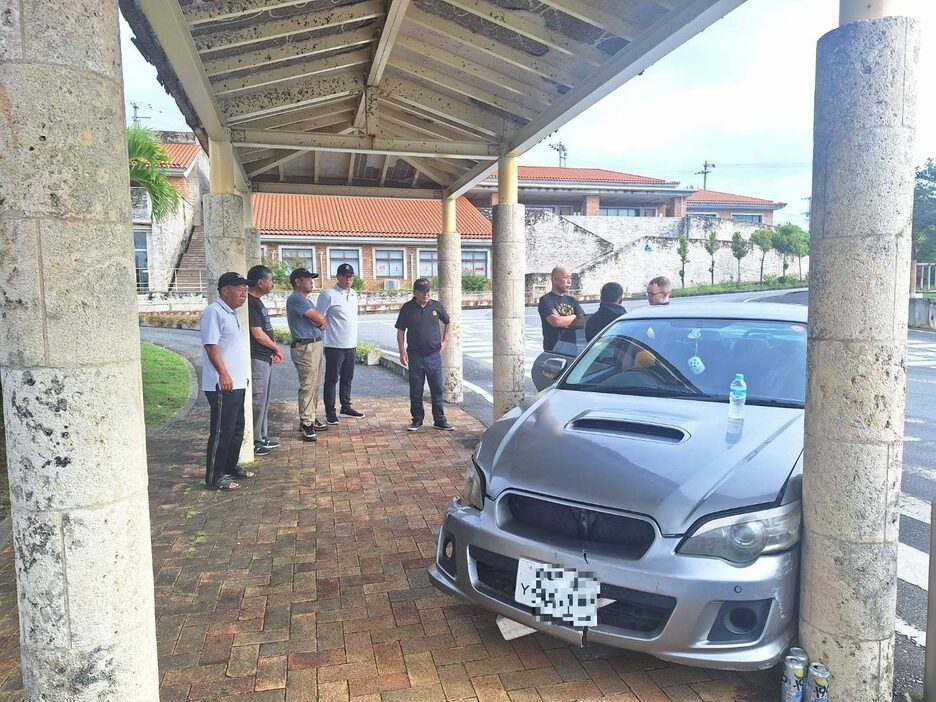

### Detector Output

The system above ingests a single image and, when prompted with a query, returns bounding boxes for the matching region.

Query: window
[329,248,360,276]
[732,213,763,223]
[527,205,574,215]
[642,208,658,217]
[280,246,315,272]
[134,230,149,292]
[693,212,719,219]
[260,244,268,262]
[462,250,488,277]
[418,249,438,277]
[599,207,641,217]
[374,248,405,278]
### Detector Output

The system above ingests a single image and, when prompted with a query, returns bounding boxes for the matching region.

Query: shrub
[355,341,381,364]
[272,327,293,344]
[139,312,200,329]
[462,271,488,292]
[352,277,365,292]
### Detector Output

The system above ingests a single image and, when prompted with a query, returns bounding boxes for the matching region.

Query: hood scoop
[567,413,688,444]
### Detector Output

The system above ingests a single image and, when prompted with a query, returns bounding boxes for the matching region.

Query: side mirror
[542,357,568,381]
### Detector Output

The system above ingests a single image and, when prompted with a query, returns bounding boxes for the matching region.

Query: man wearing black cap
[200,272,255,490]
[286,267,328,441]
[316,263,364,424]
[395,278,454,431]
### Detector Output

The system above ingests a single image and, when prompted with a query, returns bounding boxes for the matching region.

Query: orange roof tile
[160,142,203,170]
[253,194,492,239]
[490,165,673,185]
[687,189,784,207]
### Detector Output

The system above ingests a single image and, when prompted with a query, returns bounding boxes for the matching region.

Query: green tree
[127,124,180,222]
[913,159,936,261]
[703,231,719,285]
[750,229,774,284]
[676,233,690,288]
[730,231,751,282]
[791,227,810,279]
[772,223,808,280]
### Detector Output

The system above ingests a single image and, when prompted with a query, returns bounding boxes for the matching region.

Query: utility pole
[802,196,811,224]
[549,142,567,167]
[130,101,151,126]
[694,160,715,189]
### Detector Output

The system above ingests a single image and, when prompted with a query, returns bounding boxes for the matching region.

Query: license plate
[514,557,600,628]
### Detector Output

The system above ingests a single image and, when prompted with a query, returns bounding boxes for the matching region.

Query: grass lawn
[141,341,192,428]
[0,343,191,523]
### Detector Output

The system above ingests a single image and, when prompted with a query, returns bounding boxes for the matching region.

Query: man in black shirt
[247,265,283,455]
[585,282,627,341]
[538,265,585,354]
[395,278,453,432]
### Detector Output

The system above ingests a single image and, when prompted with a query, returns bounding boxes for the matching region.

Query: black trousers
[409,351,445,425]
[205,388,245,486]
[323,347,356,413]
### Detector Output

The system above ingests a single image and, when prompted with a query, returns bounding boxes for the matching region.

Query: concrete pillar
[0,0,159,698]
[241,189,261,268]
[209,139,236,195]
[800,11,919,702]
[492,156,526,418]
[438,197,464,403]
[204,193,255,462]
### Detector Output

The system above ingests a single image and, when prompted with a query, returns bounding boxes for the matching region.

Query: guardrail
[915,262,936,294]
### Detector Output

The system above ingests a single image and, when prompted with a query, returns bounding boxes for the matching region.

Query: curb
[0,517,10,549]
[145,345,201,438]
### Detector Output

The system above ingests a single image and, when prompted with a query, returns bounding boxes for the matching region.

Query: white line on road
[896,616,927,647]
[902,493,934,525]
[899,542,930,591]
[463,379,494,404]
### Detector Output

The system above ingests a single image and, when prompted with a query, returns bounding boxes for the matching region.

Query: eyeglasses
[647,289,666,298]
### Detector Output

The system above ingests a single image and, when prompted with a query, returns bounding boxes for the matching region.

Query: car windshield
[559,317,807,407]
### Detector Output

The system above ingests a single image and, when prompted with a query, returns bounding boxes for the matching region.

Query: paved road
[145,288,933,697]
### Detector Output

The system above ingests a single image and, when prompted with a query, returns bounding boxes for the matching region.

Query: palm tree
[127,124,180,222]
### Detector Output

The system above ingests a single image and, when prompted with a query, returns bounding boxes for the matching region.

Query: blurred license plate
[514,557,599,627]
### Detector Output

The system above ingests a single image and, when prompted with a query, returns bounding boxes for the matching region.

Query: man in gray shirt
[200,271,254,490]
[286,268,328,441]
[316,263,364,424]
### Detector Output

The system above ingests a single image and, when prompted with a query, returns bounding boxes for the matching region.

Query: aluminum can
[781,654,807,702]
[804,661,831,701]
[788,647,809,666]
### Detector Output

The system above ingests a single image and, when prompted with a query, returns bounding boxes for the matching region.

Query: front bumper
[428,496,797,671]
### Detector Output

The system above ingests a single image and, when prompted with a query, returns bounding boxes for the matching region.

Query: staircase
[172,225,207,293]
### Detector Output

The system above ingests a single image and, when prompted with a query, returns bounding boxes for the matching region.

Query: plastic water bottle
[729,373,747,420]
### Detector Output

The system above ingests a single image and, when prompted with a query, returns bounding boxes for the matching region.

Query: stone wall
[523,210,613,273]
[147,199,195,292]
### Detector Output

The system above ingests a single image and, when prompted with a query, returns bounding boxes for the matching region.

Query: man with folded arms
[286,267,328,441]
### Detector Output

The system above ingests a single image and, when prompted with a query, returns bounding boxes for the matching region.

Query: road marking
[906,436,922,442]
[896,616,927,647]
[902,493,934,525]
[898,542,930,591]
[463,379,494,404]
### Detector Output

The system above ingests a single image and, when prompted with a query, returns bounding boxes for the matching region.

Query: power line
[694,160,715,188]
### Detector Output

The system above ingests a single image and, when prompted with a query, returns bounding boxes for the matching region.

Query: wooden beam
[232,100,357,130]
[442,0,608,65]
[181,0,312,27]
[246,149,306,177]
[251,182,443,198]
[536,0,642,41]
[368,0,410,86]
[194,0,384,54]
[219,71,365,122]
[348,153,355,184]
[391,57,538,121]
[212,49,372,96]
[229,128,499,158]
[380,155,390,185]
[395,36,556,107]
[202,26,378,78]
[399,156,454,186]
[379,99,493,141]
[379,104,488,142]
[406,7,582,88]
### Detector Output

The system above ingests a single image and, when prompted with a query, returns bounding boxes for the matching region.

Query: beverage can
[781,654,807,702]
[804,661,831,701]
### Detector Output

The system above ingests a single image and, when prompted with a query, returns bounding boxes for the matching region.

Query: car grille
[469,546,674,636]
[504,495,655,558]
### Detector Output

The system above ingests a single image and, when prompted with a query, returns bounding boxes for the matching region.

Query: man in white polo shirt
[200,271,254,490]
[316,263,365,424]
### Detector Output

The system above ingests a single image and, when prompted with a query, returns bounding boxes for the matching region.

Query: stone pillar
[799,11,918,702]
[438,197,464,403]
[0,1,159,698]
[204,193,255,462]
[492,156,526,418]
[241,189,261,269]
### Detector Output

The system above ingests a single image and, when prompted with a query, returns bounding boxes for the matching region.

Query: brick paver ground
[0,398,777,701]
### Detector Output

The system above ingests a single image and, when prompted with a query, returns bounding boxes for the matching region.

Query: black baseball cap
[289,267,319,285]
[217,271,249,290]
[336,263,355,277]
[413,278,431,292]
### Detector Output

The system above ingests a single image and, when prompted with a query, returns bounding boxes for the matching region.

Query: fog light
[438,532,456,577]
[726,606,758,635]
[444,539,454,560]
[707,599,772,643]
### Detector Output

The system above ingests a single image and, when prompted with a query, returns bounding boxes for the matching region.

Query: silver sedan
[428,303,806,670]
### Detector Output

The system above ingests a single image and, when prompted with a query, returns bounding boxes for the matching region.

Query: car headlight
[677,502,801,564]
[461,459,485,510]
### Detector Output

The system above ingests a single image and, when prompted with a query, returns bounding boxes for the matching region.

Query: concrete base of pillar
[492,203,526,419]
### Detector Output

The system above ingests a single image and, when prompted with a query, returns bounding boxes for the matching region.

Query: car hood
[479,389,803,535]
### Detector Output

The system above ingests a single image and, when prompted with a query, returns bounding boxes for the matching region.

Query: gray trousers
[251,358,273,441]
[291,340,324,425]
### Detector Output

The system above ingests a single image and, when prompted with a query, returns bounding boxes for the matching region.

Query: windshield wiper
[564,385,708,399]
[746,398,804,409]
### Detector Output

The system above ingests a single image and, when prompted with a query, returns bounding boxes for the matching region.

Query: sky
[119,0,936,230]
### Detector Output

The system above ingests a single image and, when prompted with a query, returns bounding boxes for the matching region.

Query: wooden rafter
[353,0,411,132]
[219,71,365,122]
[212,49,372,96]
[536,0,642,42]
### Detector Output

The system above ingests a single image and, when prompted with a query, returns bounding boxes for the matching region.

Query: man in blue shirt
[200,272,254,490]
[286,268,328,441]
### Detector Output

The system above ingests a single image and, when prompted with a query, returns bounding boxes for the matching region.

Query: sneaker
[407,420,423,432]
[262,436,280,448]
[339,407,365,418]
[313,419,329,431]
[253,442,272,456]
[325,412,339,425]
[300,423,317,442]
[434,420,455,431]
